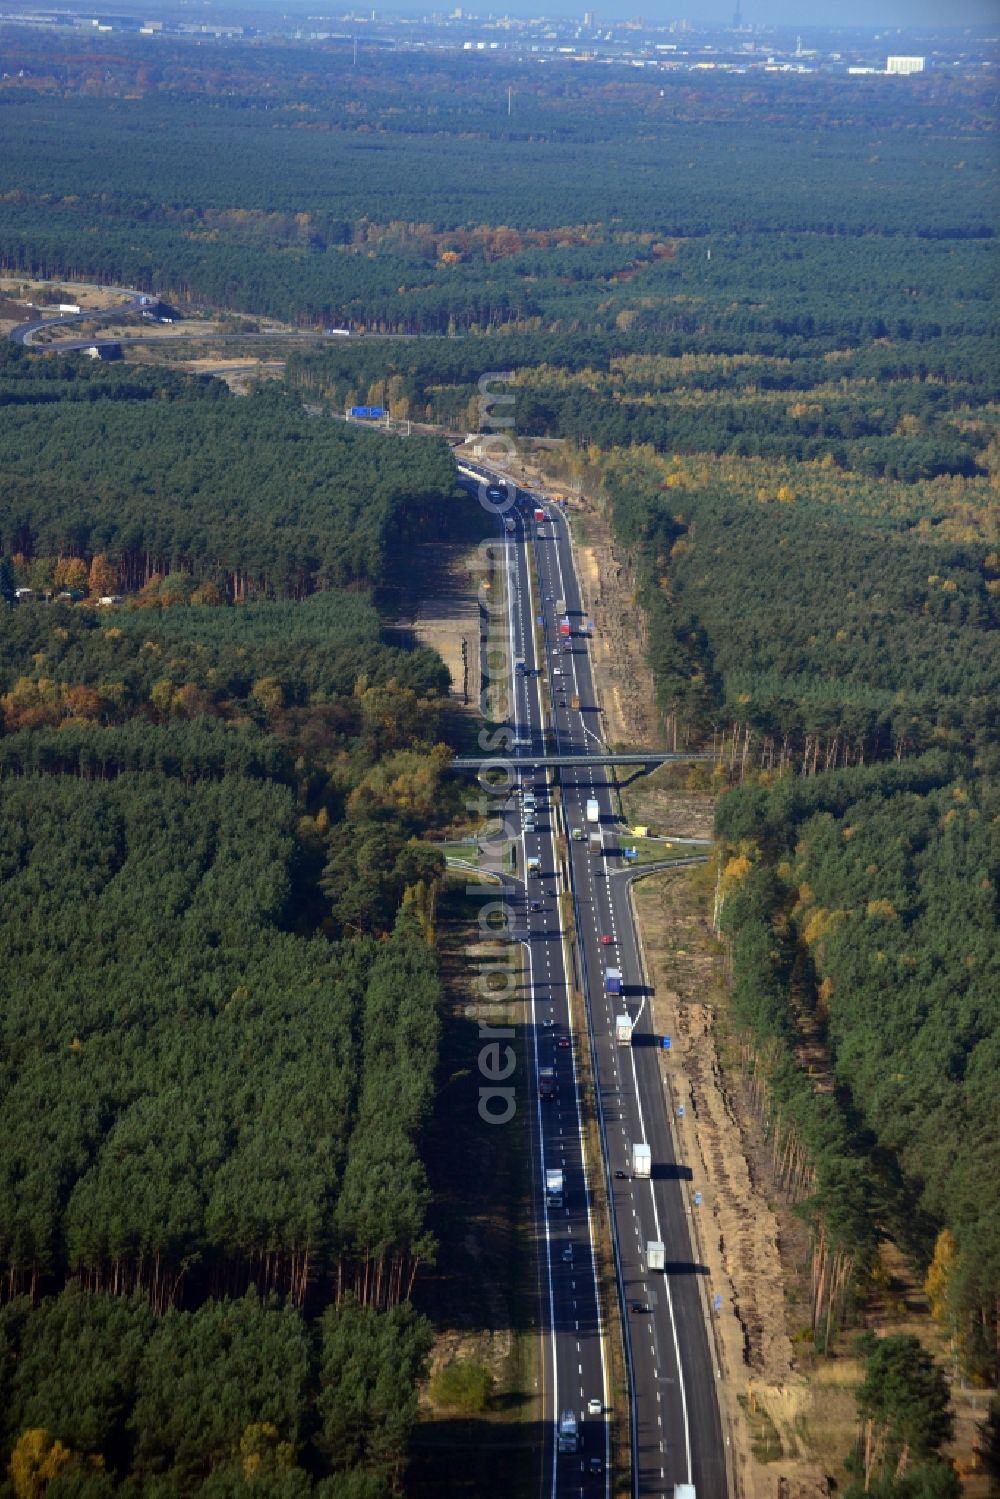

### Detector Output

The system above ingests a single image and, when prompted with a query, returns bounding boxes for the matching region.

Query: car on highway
[600,934,614,946]
[589,1456,603,1475]
[561,1245,573,1263]
[614,1168,627,1179]
[553,668,563,677]
[557,1035,571,1050]
[629,1301,647,1314]
[587,1398,603,1416]
[530,900,542,912]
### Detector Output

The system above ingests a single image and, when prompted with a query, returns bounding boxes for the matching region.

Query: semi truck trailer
[632,1142,651,1178]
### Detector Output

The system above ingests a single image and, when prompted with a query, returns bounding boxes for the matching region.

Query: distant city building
[886,55,925,74]
[583,10,594,26]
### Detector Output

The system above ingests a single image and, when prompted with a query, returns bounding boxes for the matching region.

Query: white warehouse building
[886,55,925,74]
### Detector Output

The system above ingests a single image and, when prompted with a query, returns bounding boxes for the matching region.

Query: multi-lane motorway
[500,478,611,1497]
[463,463,727,1499]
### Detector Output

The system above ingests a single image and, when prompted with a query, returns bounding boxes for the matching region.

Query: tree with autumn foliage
[87,554,118,598]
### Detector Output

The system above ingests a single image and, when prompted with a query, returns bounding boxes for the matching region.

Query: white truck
[526,856,541,876]
[557,1408,579,1453]
[615,1013,633,1046]
[674,1487,696,1499]
[589,831,603,854]
[647,1240,665,1271]
[545,1168,564,1207]
[632,1142,651,1178]
[586,798,600,824]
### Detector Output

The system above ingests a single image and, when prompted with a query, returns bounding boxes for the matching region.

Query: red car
[600,934,614,946]
[557,1035,571,1050]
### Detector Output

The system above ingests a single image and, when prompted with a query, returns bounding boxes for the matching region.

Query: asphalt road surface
[461,464,727,1499]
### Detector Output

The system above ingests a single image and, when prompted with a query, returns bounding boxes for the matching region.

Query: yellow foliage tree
[803,907,850,950]
[816,975,834,1022]
[149,679,174,716]
[53,557,88,592]
[191,580,224,607]
[88,553,118,597]
[924,1228,958,1325]
[240,1422,294,1481]
[252,676,286,715]
[718,852,753,906]
[9,1429,93,1498]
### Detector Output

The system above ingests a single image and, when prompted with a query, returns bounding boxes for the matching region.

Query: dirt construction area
[564,497,662,750]
[471,445,662,751]
[402,541,485,722]
[632,864,842,1499]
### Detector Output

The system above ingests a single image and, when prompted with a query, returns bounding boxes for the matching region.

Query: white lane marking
[509,515,561,1499]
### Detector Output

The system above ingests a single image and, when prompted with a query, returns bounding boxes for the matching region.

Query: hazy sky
[493,0,1000,23]
[718,0,998,23]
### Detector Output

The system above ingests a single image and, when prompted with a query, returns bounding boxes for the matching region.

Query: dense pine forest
[0,346,460,597]
[0,23,997,1494]
[0,343,466,1491]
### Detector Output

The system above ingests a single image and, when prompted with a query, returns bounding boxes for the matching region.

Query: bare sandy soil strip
[476,448,662,750]
[406,542,483,718]
[633,867,839,1499]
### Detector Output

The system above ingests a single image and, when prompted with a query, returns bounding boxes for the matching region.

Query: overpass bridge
[449,749,714,775]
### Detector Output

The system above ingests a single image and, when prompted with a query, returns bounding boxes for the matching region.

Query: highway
[465,463,727,1499]
[8,294,148,346]
[497,484,613,1498]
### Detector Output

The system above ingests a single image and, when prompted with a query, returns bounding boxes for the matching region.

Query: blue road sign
[661,1036,672,1050]
[677,1105,685,1118]
[714,1294,722,1313]
[694,1191,702,1207]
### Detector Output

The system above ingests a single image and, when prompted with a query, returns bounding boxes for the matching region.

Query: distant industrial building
[886,55,925,74]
